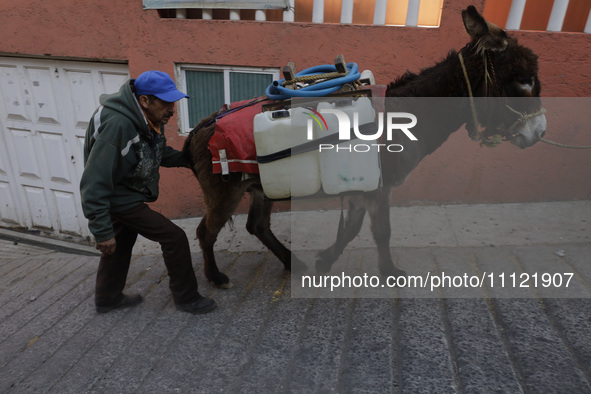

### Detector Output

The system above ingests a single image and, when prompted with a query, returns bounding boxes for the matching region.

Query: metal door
[0,57,129,240]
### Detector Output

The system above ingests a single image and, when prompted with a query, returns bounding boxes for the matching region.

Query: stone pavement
[1,201,591,393]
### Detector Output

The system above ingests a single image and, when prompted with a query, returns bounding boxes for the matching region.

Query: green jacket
[80,79,188,242]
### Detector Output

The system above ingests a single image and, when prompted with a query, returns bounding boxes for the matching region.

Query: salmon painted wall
[1,0,590,219]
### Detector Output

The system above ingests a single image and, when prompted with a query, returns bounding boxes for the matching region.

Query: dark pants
[95,203,200,307]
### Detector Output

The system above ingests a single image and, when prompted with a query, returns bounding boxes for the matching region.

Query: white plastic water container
[316,97,381,195]
[359,70,376,85]
[253,107,322,199]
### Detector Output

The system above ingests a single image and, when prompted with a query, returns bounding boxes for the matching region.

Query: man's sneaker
[175,296,217,315]
[96,294,143,313]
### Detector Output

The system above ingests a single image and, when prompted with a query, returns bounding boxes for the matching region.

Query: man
[80,70,216,314]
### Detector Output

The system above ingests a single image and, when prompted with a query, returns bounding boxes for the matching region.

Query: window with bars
[177,65,280,133]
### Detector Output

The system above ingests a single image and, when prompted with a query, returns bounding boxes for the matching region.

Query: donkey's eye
[517,76,533,85]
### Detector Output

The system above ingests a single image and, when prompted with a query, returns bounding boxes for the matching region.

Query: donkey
[183,6,547,288]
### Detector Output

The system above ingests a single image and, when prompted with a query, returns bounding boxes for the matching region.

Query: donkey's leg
[315,195,367,273]
[246,187,305,272]
[197,179,247,288]
[197,212,234,288]
[365,187,406,278]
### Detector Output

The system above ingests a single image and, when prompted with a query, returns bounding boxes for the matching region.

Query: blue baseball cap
[134,70,190,102]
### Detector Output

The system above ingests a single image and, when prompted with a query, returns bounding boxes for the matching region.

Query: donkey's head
[461,6,546,148]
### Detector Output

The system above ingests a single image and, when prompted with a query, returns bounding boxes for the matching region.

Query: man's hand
[96,237,117,255]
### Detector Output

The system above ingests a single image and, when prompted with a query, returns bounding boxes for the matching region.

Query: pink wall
[2,0,590,218]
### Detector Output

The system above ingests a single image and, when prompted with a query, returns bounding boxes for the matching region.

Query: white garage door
[0,57,129,241]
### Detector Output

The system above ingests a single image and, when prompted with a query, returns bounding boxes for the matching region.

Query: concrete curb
[0,228,99,256]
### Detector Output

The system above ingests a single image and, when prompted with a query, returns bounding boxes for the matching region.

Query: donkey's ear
[462,6,489,37]
[462,5,508,52]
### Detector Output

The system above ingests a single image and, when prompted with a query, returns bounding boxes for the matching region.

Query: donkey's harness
[458,50,547,148]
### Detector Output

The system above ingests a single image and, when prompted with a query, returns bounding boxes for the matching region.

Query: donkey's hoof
[289,257,307,274]
[216,281,233,290]
[315,258,332,274]
[380,265,407,278]
[210,272,232,289]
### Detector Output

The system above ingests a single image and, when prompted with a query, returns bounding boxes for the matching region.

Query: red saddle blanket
[209,98,264,174]
[208,86,387,175]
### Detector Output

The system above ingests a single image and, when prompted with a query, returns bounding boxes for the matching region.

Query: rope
[505,105,547,131]
[266,62,361,100]
[458,52,481,141]
[282,71,347,86]
[505,105,591,149]
[539,139,591,149]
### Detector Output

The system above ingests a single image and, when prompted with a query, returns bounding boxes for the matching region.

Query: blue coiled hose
[265,62,360,100]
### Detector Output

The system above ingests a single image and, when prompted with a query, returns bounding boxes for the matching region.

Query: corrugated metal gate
[0,57,128,240]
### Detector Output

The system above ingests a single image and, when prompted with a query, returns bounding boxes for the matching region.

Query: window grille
[483,0,591,33]
[152,0,445,27]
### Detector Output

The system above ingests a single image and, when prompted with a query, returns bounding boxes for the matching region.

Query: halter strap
[458,51,481,142]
